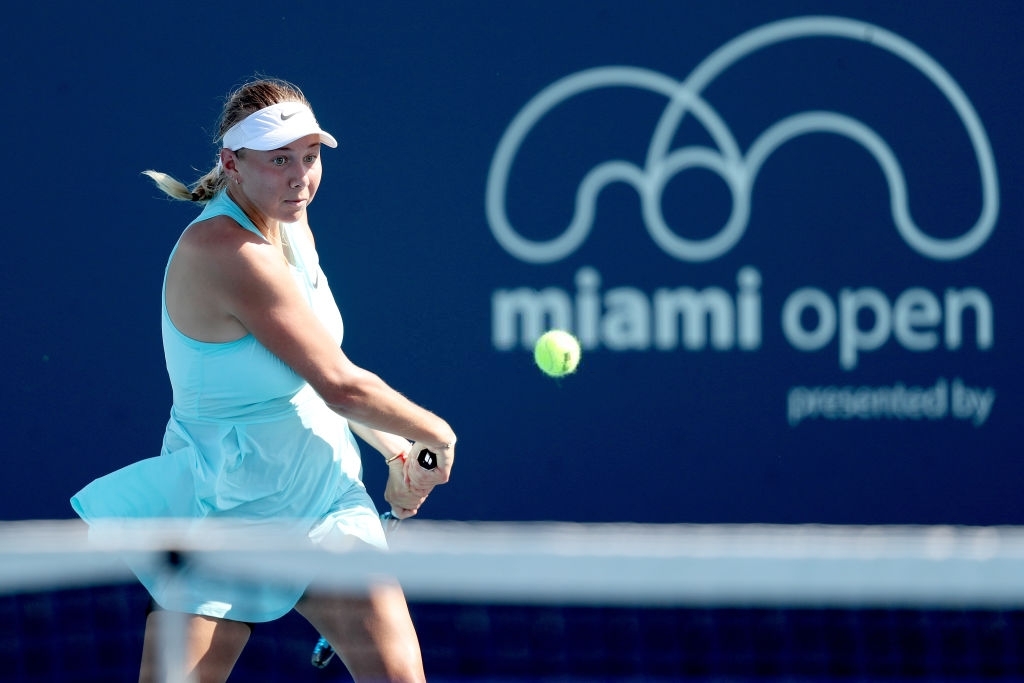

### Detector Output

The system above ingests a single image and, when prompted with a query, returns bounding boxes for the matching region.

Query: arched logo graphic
[486,16,999,263]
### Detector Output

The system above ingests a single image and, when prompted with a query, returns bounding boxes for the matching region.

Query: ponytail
[142,163,227,204]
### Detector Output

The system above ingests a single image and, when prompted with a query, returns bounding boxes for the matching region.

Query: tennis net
[3,520,1024,681]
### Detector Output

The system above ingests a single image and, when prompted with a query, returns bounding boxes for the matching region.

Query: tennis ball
[533,330,581,377]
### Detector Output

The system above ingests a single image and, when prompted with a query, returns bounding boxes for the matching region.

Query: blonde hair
[143,77,314,203]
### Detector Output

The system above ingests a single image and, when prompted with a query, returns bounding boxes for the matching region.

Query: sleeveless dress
[70,192,387,622]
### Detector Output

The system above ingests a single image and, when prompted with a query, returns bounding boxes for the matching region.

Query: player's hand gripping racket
[311,448,439,668]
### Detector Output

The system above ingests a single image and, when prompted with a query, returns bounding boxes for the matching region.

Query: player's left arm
[348,421,411,463]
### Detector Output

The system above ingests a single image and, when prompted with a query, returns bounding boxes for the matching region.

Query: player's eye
[271,156,288,166]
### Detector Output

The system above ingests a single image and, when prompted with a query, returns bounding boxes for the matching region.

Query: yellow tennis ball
[533,330,581,377]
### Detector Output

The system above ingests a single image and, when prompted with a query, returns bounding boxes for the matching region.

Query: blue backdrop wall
[2,1,1020,525]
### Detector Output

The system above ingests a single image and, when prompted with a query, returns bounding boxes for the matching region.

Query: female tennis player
[70,77,455,682]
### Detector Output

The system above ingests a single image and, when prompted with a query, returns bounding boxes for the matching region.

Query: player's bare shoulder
[166,216,292,341]
[178,215,264,260]
[176,216,289,283]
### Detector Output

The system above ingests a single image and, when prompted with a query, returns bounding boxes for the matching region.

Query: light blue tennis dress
[71,191,387,622]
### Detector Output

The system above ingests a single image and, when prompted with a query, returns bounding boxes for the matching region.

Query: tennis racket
[310,510,402,669]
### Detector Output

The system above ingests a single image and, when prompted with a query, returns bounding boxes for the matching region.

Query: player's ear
[220,148,242,181]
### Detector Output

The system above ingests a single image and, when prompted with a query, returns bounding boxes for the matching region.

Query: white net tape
[4,520,1024,608]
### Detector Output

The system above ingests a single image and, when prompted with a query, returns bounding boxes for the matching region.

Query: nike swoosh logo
[281,110,300,120]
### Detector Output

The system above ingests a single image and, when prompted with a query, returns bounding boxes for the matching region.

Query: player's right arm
[166,216,457,461]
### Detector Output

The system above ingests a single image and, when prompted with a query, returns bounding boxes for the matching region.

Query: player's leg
[295,583,425,683]
[139,611,251,683]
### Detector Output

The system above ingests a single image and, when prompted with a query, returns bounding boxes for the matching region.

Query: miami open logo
[486,16,999,426]
[486,15,998,264]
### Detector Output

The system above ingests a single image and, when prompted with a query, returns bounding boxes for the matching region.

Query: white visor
[221,102,338,151]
